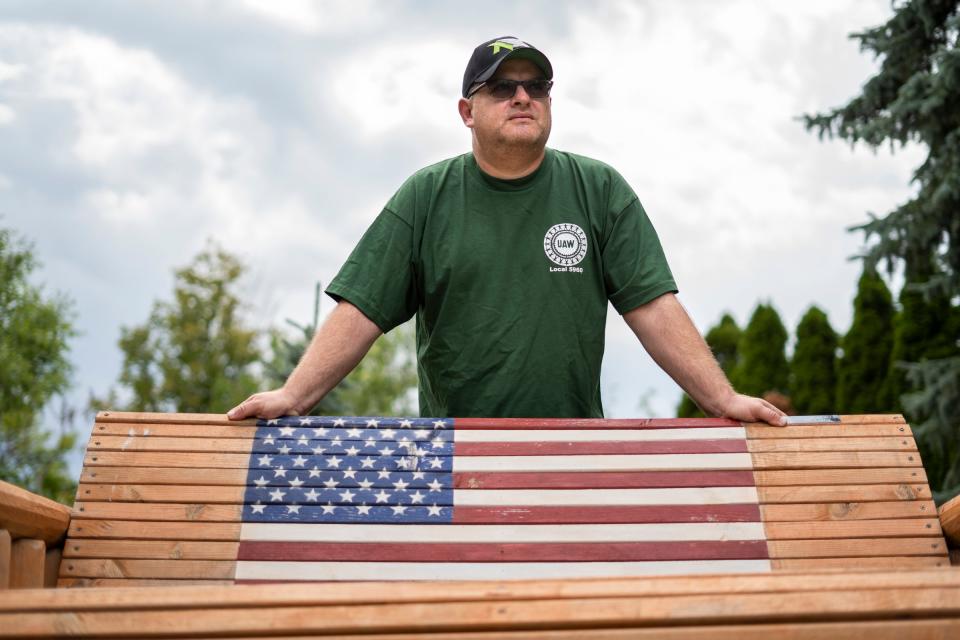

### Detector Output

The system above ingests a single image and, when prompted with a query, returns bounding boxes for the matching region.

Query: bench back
[60,412,949,587]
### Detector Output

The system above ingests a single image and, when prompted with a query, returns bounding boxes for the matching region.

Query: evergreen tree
[836,270,896,414]
[790,306,838,415]
[803,0,960,500]
[266,284,418,416]
[885,257,957,409]
[732,304,789,398]
[0,226,77,503]
[95,245,261,413]
[677,313,741,417]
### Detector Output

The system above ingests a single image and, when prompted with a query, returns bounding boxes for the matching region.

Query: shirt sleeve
[602,198,678,314]
[325,207,419,333]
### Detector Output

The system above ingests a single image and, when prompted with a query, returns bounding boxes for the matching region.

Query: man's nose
[511,84,532,105]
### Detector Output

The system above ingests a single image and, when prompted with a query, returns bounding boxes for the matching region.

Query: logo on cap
[488,40,516,55]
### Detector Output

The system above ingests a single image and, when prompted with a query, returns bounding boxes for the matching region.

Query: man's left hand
[719,393,787,426]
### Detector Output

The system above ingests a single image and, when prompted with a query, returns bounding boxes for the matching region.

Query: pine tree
[836,270,896,414]
[803,0,960,500]
[731,304,789,398]
[677,314,741,417]
[791,306,838,415]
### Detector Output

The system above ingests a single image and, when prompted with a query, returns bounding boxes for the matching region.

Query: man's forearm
[283,300,383,414]
[622,293,734,416]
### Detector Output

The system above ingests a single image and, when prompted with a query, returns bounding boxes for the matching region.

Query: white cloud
[0,102,13,125]
[237,0,387,34]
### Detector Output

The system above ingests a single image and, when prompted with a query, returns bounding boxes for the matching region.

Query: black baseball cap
[461,36,553,98]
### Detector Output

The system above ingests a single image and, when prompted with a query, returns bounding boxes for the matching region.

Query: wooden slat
[57,578,233,588]
[59,558,236,580]
[757,485,931,503]
[96,411,254,426]
[87,436,255,453]
[80,467,247,485]
[4,586,960,637]
[10,538,45,589]
[78,467,931,487]
[939,493,960,545]
[7,569,960,611]
[770,557,950,570]
[767,538,947,558]
[93,422,259,438]
[64,540,240,560]
[754,468,927,485]
[44,547,61,588]
[750,451,921,469]
[84,451,251,468]
[76,485,244,504]
[0,529,9,588]
[72,503,242,522]
[746,438,916,453]
[752,415,906,426]
[68,520,240,541]
[0,481,72,544]
[762,501,936,522]
[764,519,942,539]
[745,424,912,438]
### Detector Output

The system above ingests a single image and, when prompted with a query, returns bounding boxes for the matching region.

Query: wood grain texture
[938,494,960,545]
[9,538,45,589]
[67,520,240,541]
[43,547,61,588]
[745,424,912,439]
[10,569,960,612]
[0,480,72,544]
[59,558,236,580]
[0,529,9,588]
[64,540,240,560]
[767,538,947,558]
[4,585,960,637]
[761,501,936,522]
[753,468,928,485]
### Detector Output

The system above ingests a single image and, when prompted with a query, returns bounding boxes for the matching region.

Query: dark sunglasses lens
[488,80,517,99]
[487,79,552,99]
[525,80,551,98]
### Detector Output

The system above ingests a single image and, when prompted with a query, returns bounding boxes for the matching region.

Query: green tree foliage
[266,284,418,416]
[0,226,77,503]
[803,0,960,500]
[790,306,839,415]
[96,245,260,413]
[836,270,896,414]
[731,304,789,398]
[677,313,741,418]
[885,258,958,408]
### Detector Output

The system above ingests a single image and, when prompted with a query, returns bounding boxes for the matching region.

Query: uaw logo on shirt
[543,223,587,273]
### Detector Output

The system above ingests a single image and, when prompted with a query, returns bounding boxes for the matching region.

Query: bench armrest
[0,481,71,545]
[939,493,960,547]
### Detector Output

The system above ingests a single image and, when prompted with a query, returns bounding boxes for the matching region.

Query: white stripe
[453,487,760,506]
[236,559,772,581]
[455,427,746,442]
[453,453,753,472]
[240,522,766,543]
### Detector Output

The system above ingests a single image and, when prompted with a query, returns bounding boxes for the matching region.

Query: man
[229,36,786,426]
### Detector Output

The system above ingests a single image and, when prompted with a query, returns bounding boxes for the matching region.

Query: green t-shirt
[327,148,677,418]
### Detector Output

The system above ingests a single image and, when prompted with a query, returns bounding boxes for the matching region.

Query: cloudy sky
[1,1,923,449]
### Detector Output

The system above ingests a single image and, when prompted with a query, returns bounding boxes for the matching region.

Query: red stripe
[238,540,769,562]
[453,418,741,429]
[454,440,747,456]
[453,471,756,489]
[452,504,761,524]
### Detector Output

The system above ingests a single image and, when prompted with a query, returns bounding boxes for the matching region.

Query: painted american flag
[234,416,771,582]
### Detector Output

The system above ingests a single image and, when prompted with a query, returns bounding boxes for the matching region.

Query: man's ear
[458,98,474,128]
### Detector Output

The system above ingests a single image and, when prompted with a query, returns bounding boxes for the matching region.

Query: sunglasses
[468,78,553,100]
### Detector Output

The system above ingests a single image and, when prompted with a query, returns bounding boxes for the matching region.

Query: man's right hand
[227,388,300,421]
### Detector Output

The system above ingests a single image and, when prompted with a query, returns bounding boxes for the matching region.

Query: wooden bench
[56,411,954,585]
[4,412,960,638]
